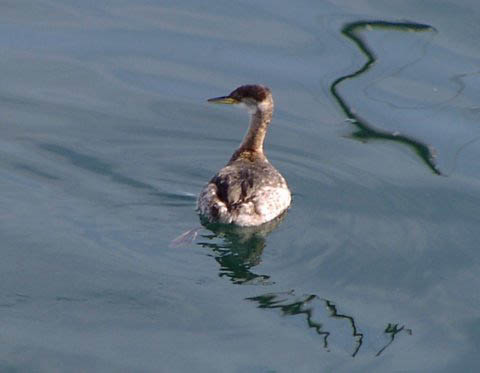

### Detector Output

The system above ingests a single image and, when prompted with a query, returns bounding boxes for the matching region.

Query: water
[1,0,480,371]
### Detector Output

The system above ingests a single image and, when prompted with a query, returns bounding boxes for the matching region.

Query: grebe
[197,85,291,227]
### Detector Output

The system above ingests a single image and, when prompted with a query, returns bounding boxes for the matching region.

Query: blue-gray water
[2,1,480,371]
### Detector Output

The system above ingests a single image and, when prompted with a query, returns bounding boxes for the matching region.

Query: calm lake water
[1,0,480,371]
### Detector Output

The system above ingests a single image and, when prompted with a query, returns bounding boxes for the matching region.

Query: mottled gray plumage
[197,85,291,226]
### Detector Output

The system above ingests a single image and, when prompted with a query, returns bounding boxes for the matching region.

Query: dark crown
[229,85,271,102]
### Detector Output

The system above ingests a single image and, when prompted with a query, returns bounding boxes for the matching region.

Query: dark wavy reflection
[332,20,441,175]
[248,292,330,349]
[247,291,411,357]
[376,322,413,356]
[196,20,435,353]
[325,299,363,356]
[196,215,410,356]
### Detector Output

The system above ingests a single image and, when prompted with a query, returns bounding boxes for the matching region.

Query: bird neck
[236,104,273,156]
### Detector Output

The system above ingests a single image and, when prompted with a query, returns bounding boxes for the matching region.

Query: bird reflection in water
[196,212,287,285]
[193,215,411,357]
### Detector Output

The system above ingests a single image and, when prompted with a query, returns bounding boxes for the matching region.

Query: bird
[197,84,291,227]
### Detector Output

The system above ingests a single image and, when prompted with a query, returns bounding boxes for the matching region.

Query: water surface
[1,0,480,371]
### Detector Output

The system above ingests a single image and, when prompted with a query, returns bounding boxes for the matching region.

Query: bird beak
[207,96,239,105]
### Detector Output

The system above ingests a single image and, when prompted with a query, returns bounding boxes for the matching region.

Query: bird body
[197,85,291,227]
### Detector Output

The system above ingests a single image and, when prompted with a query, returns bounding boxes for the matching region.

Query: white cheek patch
[238,102,257,114]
